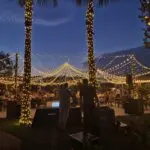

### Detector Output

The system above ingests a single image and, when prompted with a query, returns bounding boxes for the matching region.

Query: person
[104,91,109,105]
[79,79,97,135]
[71,89,78,107]
[59,83,71,130]
[109,91,114,107]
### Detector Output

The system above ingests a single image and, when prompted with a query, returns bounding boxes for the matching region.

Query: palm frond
[17,0,25,7]
[35,0,58,7]
[75,0,119,7]
[17,0,58,7]
[97,0,119,7]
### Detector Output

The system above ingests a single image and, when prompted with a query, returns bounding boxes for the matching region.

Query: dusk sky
[0,0,143,71]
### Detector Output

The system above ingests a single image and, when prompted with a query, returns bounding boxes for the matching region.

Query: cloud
[0,10,72,26]
[33,17,72,26]
[0,1,76,27]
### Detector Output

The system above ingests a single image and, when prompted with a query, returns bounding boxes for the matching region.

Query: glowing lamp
[144,16,148,19]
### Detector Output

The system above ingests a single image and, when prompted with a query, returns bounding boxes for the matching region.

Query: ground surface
[0,105,150,150]
[0,131,21,150]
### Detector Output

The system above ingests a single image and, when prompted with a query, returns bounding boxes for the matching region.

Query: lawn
[1,114,150,150]
[116,114,150,133]
[0,119,71,150]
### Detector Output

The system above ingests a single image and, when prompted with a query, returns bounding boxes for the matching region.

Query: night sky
[0,0,143,71]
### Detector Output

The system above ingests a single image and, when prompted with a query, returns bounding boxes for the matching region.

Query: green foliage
[0,51,14,77]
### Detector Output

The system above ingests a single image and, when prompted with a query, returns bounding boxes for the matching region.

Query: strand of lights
[31,52,45,70]
[1,72,150,86]
[41,67,71,85]
[44,63,67,77]
[19,55,47,76]
[135,80,150,83]
[39,62,87,85]
[45,72,65,85]
[97,70,126,84]
[97,69,125,79]
[97,69,125,83]
[106,59,134,73]
[31,81,79,86]
[139,0,150,48]
[105,55,134,72]
[96,54,131,72]
[86,0,97,88]
[135,70,150,77]
[104,54,150,76]
[132,55,150,70]
[31,66,48,76]
[68,63,88,77]
[14,52,19,99]
[68,70,77,84]
[103,56,117,70]
[44,62,87,78]
[19,0,32,126]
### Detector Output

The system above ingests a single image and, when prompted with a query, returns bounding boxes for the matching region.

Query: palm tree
[139,0,150,48]
[77,0,117,88]
[17,0,116,125]
[18,0,57,126]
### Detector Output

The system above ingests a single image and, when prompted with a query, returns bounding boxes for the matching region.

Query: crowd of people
[59,79,98,132]
[58,80,132,132]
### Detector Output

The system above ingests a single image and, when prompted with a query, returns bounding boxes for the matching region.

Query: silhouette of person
[59,83,71,130]
[80,79,97,135]
[71,89,77,107]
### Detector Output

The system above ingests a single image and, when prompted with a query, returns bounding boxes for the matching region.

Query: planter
[123,99,144,115]
[7,101,21,119]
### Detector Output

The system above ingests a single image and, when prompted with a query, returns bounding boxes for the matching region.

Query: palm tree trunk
[86,0,97,88]
[19,0,32,126]
[14,52,18,100]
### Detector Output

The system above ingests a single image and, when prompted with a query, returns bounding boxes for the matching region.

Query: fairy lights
[0,53,150,87]
[86,0,97,88]
[105,55,134,73]
[14,52,19,99]
[19,0,32,126]
[139,0,150,48]
[103,54,150,77]
[35,62,88,85]
[97,69,126,84]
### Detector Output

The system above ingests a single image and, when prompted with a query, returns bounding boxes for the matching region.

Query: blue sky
[0,0,143,70]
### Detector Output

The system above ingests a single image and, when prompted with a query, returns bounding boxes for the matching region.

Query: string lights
[0,52,150,87]
[86,0,97,88]
[14,52,19,99]
[33,62,88,85]
[139,0,150,48]
[19,0,33,126]
[105,55,134,73]
[104,54,150,76]
[97,69,126,84]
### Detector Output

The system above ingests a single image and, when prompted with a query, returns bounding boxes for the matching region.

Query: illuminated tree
[18,0,57,126]
[77,0,117,88]
[86,0,97,88]
[15,52,19,100]
[139,0,150,48]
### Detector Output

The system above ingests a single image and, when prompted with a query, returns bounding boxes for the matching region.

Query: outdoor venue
[0,0,150,150]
